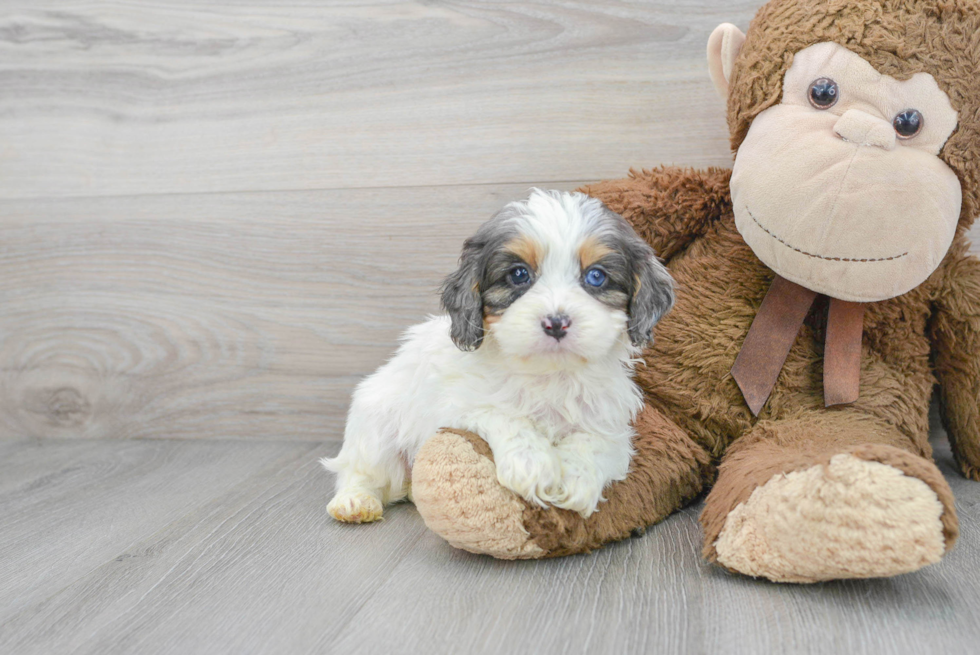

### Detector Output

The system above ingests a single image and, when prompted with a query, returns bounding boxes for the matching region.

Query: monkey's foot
[413,412,710,560]
[713,453,948,582]
[412,430,546,559]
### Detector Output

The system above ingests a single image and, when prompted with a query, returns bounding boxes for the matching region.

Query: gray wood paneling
[0,183,583,441]
[1,1,978,442]
[0,1,752,200]
[2,184,977,442]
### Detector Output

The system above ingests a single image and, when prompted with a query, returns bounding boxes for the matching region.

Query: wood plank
[0,183,587,440]
[1,430,978,655]
[0,0,977,444]
[0,439,437,654]
[326,505,710,655]
[0,1,750,199]
[0,438,316,628]
[2,183,978,443]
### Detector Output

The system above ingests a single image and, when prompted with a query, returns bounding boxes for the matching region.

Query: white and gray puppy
[323,189,674,523]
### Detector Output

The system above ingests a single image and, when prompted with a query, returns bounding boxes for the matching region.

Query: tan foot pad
[714,454,945,583]
[412,430,545,559]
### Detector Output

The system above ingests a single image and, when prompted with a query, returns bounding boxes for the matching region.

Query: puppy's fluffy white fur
[323,190,674,523]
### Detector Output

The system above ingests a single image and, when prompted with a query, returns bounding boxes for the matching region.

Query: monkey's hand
[579,166,732,263]
[932,252,980,481]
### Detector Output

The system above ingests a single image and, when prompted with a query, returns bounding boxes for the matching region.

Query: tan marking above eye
[504,236,542,271]
[483,312,502,328]
[579,237,614,269]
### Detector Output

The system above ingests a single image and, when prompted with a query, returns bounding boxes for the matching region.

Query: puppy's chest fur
[477,357,642,443]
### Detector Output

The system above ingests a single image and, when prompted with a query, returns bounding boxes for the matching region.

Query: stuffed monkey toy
[410,0,980,582]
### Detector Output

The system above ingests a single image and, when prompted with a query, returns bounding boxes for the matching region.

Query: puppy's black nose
[541,314,571,341]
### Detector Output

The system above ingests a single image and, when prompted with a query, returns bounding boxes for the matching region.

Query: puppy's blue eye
[509,266,531,285]
[584,267,606,287]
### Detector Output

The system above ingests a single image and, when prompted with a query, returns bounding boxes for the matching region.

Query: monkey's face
[728,42,962,302]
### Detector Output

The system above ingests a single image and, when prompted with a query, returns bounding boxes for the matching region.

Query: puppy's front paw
[327,490,383,523]
[552,453,604,518]
[495,446,563,508]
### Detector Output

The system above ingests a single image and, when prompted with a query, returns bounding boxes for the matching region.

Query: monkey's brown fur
[412,0,980,579]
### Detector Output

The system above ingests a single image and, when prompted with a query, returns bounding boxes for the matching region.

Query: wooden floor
[2,1,980,653]
[1,423,979,654]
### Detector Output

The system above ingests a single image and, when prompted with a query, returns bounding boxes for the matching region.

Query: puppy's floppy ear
[440,238,485,351]
[627,244,675,347]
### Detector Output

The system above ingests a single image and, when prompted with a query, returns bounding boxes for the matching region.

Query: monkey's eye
[893,109,923,139]
[808,78,839,109]
[584,267,607,287]
[508,266,531,286]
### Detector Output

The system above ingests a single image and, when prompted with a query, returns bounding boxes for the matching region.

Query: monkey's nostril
[541,314,571,341]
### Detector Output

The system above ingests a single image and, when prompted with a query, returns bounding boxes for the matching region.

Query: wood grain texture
[0,438,316,626]
[2,182,977,442]
[0,0,755,200]
[0,0,978,443]
[1,429,978,655]
[0,183,594,441]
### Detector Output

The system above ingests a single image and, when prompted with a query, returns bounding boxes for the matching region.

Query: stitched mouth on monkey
[743,205,909,264]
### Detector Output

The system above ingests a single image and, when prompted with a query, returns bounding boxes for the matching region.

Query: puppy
[322,189,674,523]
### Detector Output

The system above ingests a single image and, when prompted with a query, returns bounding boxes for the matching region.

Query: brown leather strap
[731,275,818,415]
[823,298,864,407]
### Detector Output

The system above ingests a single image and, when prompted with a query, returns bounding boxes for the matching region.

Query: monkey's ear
[440,244,485,351]
[707,23,746,101]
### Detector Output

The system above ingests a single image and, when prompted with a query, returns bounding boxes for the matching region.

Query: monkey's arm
[931,251,980,481]
[579,166,732,262]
